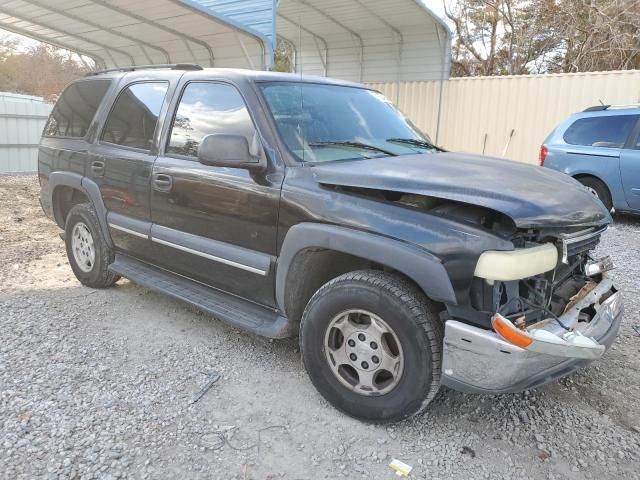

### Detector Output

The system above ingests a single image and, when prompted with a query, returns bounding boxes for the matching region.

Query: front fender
[275,223,457,313]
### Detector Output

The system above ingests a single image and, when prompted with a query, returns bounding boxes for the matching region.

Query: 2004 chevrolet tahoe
[38,65,622,422]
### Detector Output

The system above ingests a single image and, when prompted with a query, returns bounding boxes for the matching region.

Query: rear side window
[43,80,111,138]
[563,115,638,148]
[101,82,169,150]
[167,82,255,158]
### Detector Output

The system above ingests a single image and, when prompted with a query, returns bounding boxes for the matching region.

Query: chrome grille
[559,227,606,263]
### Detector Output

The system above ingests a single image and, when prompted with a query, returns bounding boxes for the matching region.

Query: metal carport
[0,0,450,82]
[0,0,272,70]
[276,0,451,82]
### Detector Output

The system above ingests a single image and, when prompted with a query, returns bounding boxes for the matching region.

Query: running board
[109,254,296,339]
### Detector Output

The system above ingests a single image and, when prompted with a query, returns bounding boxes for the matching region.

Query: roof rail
[85,63,203,77]
[583,103,640,112]
[583,105,610,112]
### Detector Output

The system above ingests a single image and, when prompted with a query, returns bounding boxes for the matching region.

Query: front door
[150,81,282,307]
[89,80,169,261]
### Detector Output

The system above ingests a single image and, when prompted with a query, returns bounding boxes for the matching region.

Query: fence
[1,70,638,172]
[370,69,640,164]
[0,92,52,173]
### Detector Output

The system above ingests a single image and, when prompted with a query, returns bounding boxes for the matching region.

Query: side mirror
[197,133,263,169]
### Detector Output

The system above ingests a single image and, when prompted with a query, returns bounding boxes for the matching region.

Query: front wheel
[299,270,443,422]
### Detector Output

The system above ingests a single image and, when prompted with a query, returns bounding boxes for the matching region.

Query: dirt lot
[1,174,639,480]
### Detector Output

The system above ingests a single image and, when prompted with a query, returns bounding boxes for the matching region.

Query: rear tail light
[539,145,548,166]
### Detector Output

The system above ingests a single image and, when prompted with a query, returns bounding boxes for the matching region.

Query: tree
[553,0,640,72]
[444,0,640,76]
[0,38,90,99]
[444,0,564,76]
[271,37,295,73]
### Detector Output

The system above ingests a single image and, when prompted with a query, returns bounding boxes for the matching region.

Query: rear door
[40,78,112,183]
[620,118,640,210]
[88,78,171,261]
[149,79,282,307]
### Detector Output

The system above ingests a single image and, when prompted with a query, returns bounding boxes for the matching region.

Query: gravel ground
[1,173,639,480]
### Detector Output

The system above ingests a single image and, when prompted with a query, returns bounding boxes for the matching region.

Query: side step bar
[109,254,296,339]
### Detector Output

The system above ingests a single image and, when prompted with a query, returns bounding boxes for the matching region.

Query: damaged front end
[442,225,623,394]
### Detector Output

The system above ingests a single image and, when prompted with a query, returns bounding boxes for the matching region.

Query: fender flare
[48,172,113,247]
[275,223,457,313]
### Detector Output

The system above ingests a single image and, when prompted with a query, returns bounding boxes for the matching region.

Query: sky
[424,1,448,19]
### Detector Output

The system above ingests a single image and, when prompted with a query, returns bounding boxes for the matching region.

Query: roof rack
[85,63,203,77]
[583,103,640,112]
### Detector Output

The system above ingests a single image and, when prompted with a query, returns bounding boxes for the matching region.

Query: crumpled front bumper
[441,278,623,394]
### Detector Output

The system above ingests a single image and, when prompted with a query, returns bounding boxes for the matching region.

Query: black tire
[299,270,443,423]
[577,176,613,211]
[64,203,120,288]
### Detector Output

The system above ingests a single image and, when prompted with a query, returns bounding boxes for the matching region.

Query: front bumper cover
[441,278,623,394]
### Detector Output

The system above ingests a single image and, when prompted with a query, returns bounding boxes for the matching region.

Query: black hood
[311,152,612,228]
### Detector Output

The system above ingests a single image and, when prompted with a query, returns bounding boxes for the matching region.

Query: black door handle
[153,173,173,191]
[91,160,105,176]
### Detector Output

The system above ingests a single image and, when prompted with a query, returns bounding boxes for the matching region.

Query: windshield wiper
[309,141,398,156]
[386,138,445,152]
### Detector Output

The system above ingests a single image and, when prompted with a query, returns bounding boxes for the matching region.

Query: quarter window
[167,82,255,158]
[43,79,111,138]
[101,82,168,150]
[563,115,638,148]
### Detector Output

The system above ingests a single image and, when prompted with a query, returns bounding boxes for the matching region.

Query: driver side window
[166,82,255,159]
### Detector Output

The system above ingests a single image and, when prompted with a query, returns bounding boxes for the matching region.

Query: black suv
[39,65,622,422]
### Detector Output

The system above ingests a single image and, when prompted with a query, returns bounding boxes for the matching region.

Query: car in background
[540,105,640,214]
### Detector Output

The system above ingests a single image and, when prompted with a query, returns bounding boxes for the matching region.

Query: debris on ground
[389,458,413,477]
[191,371,221,404]
[461,446,476,458]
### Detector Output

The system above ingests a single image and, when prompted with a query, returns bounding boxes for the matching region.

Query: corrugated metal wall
[0,93,52,173]
[2,70,638,172]
[370,69,640,164]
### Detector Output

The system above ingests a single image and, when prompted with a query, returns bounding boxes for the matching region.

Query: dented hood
[311,152,612,228]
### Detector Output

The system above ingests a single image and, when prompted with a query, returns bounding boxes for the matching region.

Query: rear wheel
[299,270,443,422]
[64,203,119,288]
[577,176,612,211]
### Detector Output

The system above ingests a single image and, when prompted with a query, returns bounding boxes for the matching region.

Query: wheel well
[573,173,607,188]
[573,173,612,198]
[283,248,418,324]
[52,186,89,228]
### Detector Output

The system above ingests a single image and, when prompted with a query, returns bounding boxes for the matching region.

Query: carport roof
[0,0,272,70]
[0,0,451,82]
[276,0,451,82]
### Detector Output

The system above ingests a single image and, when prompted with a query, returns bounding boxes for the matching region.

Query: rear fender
[49,172,112,247]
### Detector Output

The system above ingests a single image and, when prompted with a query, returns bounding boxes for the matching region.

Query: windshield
[259,82,438,163]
